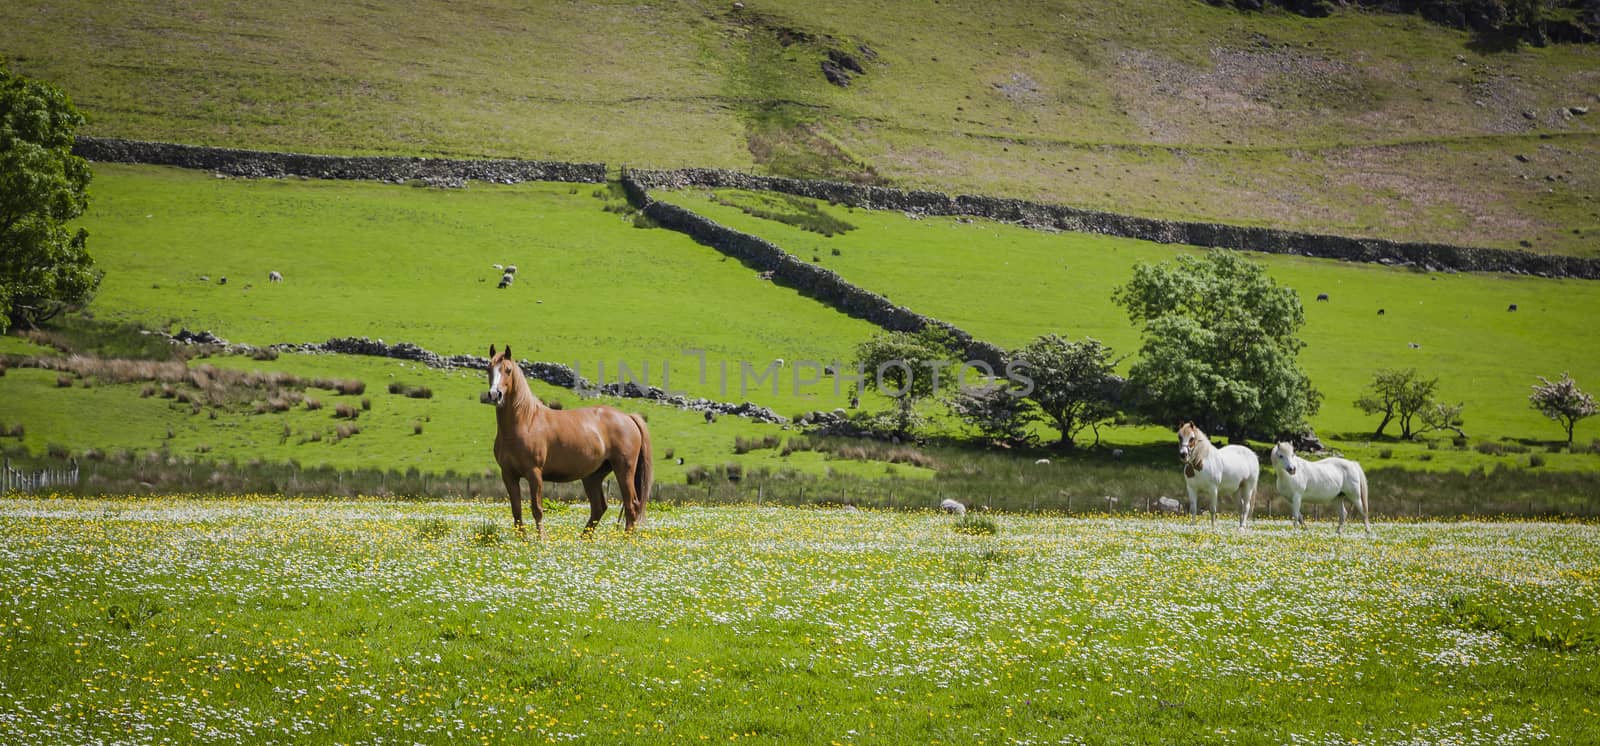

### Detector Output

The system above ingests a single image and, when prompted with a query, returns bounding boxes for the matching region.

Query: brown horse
[485,345,653,538]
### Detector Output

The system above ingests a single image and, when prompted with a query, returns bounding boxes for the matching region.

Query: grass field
[2,498,1597,744]
[658,188,1600,453]
[75,164,885,414]
[2,0,1596,253]
[0,345,937,486]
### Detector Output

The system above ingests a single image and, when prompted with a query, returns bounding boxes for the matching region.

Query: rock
[1524,109,1538,120]
[1515,154,1531,163]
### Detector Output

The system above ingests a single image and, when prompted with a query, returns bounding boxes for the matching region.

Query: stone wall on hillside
[623,172,1010,370]
[629,168,1600,280]
[74,137,606,184]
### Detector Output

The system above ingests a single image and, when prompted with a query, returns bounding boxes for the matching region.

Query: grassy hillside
[75,164,882,414]
[657,187,1600,445]
[2,0,1596,253]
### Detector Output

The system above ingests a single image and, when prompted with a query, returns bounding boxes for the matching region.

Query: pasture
[1,498,1597,744]
[659,188,1600,456]
[76,164,880,413]
[3,0,1597,254]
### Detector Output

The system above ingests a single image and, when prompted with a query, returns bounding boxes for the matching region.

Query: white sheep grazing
[1035,458,1050,465]
[268,270,283,283]
[939,498,966,515]
[492,264,503,270]
[505,265,518,275]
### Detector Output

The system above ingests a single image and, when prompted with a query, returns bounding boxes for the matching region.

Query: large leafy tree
[1112,250,1320,441]
[1530,373,1597,446]
[1,60,99,332]
[1012,334,1120,449]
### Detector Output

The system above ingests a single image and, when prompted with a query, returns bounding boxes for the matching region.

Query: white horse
[1177,422,1260,528]
[1269,442,1371,535]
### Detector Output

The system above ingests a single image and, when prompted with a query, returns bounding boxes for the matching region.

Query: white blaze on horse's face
[1177,423,1198,460]
[487,361,506,406]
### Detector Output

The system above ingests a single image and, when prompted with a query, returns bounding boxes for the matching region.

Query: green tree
[1,60,99,332]
[1355,368,1439,439]
[1112,251,1320,440]
[1012,334,1119,449]
[1530,373,1597,446]
[946,382,1037,444]
[853,327,962,438]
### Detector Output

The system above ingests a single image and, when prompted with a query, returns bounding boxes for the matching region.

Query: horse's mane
[494,353,544,422]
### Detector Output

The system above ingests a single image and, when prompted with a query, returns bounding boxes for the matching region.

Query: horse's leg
[527,468,545,540]
[1336,501,1348,535]
[1209,488,1219,528]
[611,457,640,533]
[581,473,607,538]
[501,470,525,537]
[1186,483,1199,524]
[1291,494,1304,529]
[1238,480,1254,530]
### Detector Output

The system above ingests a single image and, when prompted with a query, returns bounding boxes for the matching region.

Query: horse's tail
[1358,466,1369,518]
[629,413,653,516]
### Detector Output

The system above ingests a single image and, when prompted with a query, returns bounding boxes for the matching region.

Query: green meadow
[76,164,881,413]
[659,188,1600,451]
[2,499,1597,744]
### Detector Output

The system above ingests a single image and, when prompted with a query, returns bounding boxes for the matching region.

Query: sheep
[1111,448,1124,460]
[1035,458,1050,465]
[1316,293,1329,302]
[939,498,966,515]
[505,265,518,275]
[849,396,859,409]
[218,276,227,285]
[1408,342,1421,349]
[492,264,503,270]
[1508,303,1518,312]
[704,410,716,424]
[498,272,514,289]
[268,270,284,283]
[1377,308,1386,316]
[756,270,775,281]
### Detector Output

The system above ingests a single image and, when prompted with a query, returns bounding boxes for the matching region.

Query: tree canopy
[1530,373,1597,446]
[1,60,99,332]
[1112,250,1320,440]
[1012,334,1119,449]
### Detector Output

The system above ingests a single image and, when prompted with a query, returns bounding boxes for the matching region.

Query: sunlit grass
[2,497,1596,743]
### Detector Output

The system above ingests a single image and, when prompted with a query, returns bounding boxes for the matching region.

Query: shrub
[685,465,710,485]
[415,518,451,541]
[361,397,371,411]
[471,520,502,546]
[953,513,999,536]
[413,421,424,436]
[336,380,366,396]
[334,403,359,420]
[664,448,675,461]
[1529,454,1547,468]
[304,397,322,411]
[55,375,73,388]
[1379,448,1394,459]
[46,443,70,459]
[1476,442,1507,456]
[546,398,564,410]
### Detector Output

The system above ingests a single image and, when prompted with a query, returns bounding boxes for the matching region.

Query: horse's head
[1176,421,1204,461]
[1272,442,1296,475]
[485,344,516,407]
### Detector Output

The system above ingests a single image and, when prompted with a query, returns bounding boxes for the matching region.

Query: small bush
[685,465,710,485]
[664,447,675,461]
[361,398,371,411]
[56,375,73,388]
[336,380,366,396]
[953,513,999,536]
[546,399,564,410]
[471,520,502,546]
[413,421,424,435]
[1529,454,1547,468]
[1378,448,1394,459]
[46,443,70,459]
[1476,442,1507,456]
[304,397,322,411]
[1418,452,1433,462]
[334,403,359,420]
[387,382,404,394]
[82,447,104,461]
[1453,436,1469,449]
[250,347,279,361]
[415,518,452,541]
